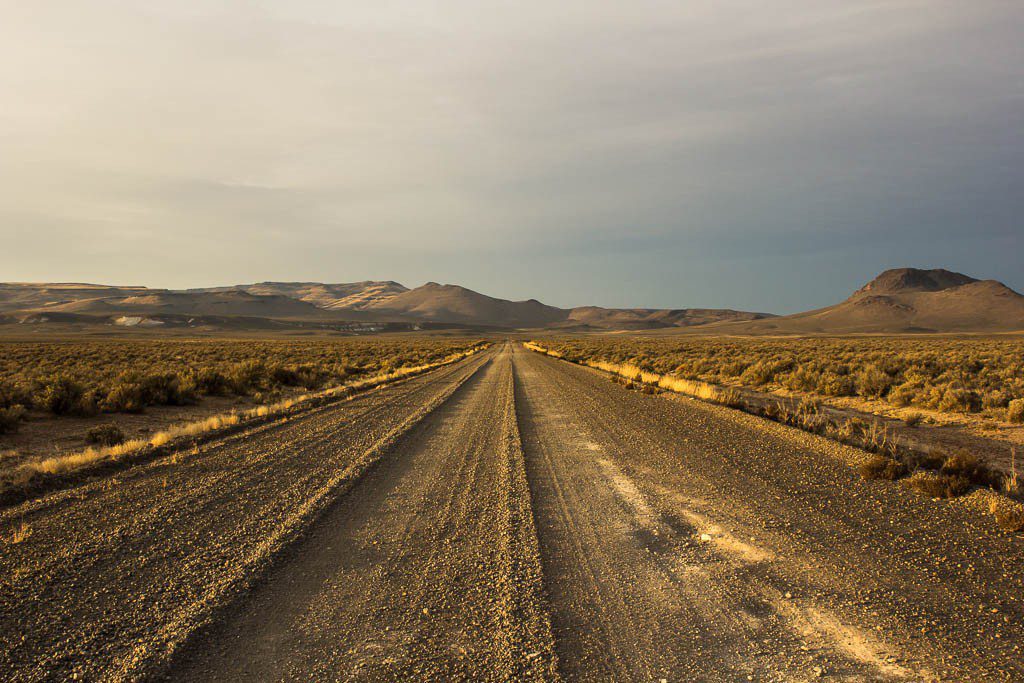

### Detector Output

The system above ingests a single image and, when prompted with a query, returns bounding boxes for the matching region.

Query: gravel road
[1,342,1021,682]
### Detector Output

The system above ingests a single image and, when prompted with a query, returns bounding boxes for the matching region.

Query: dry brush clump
[989,498,1024,532]
[901,472,973,499]
[85,423,126,447]
[526,336,1024,422]
[859,455,909,481]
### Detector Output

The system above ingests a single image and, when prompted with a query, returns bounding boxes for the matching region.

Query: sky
[1,1,1022,313]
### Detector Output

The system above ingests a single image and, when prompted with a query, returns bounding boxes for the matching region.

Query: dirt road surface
[1,342,1021,682]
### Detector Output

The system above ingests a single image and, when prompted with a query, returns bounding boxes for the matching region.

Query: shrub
[904,451,945,471]
[983,390,1011,410]
[740,361,778,386]
[941,452,997,487]
[855,365,892,399]
[0,339,486,425]
[271,366,301,386]
[227,360,268,394]
[990,499,1024,532]
[720,361,748,377]
[817,373,856,397]
[139,374,195,406]
[86,423,125,446]
[0,405,26,434]
[783,368,819,392]
[0,381,31,410]
[272,365,325,390]
[102,381,146,414]
[42,377,95,416]
[193,368,230,396]
[888,382,919,406]
[1008,399,1024,424]
[937,388,981,414]
[903,412,924,427]
[860,455,908,481]
[902,472,972,499]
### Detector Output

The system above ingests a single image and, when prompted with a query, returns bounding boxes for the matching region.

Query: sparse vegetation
[7,520,31,545]
[525,336,1024,421]
[1,339,488,499]
[940,451,998,488]
[0,338,486,421]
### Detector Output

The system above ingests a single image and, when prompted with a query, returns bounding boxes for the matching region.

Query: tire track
[164,342,558,682]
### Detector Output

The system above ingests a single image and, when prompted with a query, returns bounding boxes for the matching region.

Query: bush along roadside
[0,344,489,508]
[524,341,1024,532]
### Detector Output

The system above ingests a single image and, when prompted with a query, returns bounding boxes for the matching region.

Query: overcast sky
[2,1,1022,312]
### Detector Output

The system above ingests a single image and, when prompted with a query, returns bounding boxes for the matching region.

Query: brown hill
[364,283,770,330]
[693,268,1024,335]
[564,306,772,330]
[0,280,771,331]
[29,290,336,320]
[365,282,569,328]
[190,281,408,310]
[0,283,150,313]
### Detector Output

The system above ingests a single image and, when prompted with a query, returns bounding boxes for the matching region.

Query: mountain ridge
[0,279,772,331]
[1,268,1019,333]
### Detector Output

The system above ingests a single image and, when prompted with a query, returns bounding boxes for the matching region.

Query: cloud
[1,1,1021,308]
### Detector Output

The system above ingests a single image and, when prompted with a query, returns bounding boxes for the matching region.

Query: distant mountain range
[1,268,1021,333]
[0,280,770,332]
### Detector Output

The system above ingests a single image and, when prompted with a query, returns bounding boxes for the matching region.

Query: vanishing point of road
[1,342,1021,681]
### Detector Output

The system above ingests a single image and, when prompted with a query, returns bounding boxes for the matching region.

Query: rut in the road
[166,344,559,682]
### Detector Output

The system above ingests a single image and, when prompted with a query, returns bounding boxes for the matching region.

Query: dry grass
[901,471,972,499]
[529,345,742,408]
[6,520,31,545]
[859,455,909,481]
[903,412,924,427]
[1005,448,1020,497]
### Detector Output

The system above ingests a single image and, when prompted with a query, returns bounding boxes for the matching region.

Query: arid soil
[1,343,1021,682]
